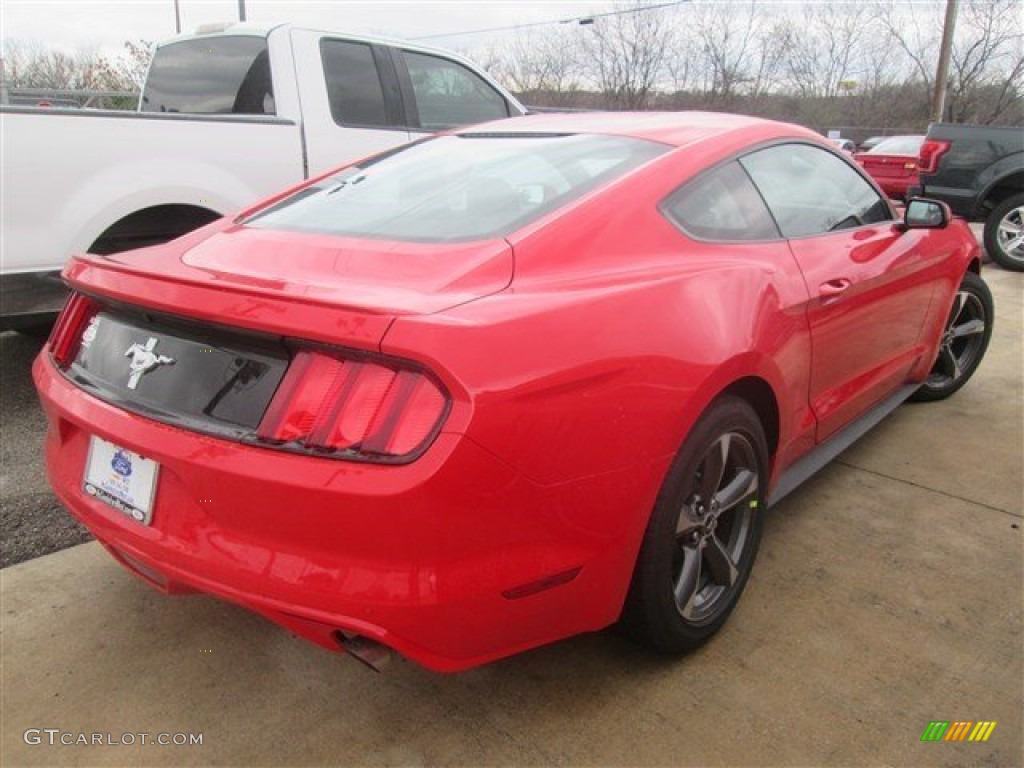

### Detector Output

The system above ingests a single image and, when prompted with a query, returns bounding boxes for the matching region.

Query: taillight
[257,348,449,462]
[49,292,97,368]
[918,140,951,174]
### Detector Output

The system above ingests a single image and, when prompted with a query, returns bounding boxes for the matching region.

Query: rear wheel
[910,271,993,402]
[621,396,766,653]
[984,193,1024,271]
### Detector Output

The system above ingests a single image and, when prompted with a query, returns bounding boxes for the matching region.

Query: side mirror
[900,198,951,231]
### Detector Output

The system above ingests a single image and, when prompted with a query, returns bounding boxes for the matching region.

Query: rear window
[867,136,925,156]
[245,134,668,242]
[141,36,274,114]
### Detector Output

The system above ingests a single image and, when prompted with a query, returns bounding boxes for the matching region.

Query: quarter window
[740,144,892,238]
[321,40,390,127]
[402,51,509,130]
[662,161,780,241]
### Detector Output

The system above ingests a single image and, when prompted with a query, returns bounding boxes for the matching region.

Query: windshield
[245,133,668,242]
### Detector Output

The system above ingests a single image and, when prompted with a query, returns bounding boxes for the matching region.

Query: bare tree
[1,38,150,93]
[946,0,1024,123]
[109,40,154,91]
[688,0,783,105]
[2,40,111,90]
[782,3,874,100]
[488,28,583,106]
[580,1,676,109]
[875,0,938,99]
[878,0,1024,123]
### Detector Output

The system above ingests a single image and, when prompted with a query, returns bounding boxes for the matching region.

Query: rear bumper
[33,351,653,671]
[877,177,916,201]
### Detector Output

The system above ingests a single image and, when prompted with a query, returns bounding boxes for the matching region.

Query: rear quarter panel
[382,135,818,489]
[379,147,817,635]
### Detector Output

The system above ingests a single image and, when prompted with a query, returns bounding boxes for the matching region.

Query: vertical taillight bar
[918,140,951,175]
[49,293,97,368]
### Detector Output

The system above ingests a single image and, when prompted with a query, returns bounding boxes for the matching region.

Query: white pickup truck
[0,22,524,329]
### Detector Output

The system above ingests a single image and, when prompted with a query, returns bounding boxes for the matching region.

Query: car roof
[456,111,819,148]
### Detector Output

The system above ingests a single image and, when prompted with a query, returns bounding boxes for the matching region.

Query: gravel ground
[1,331,92,568]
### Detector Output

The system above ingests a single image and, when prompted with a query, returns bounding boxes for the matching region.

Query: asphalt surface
[0,331,91,567]
[0,252,1021,766]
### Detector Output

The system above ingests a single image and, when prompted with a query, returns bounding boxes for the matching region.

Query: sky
[0,0,629,56]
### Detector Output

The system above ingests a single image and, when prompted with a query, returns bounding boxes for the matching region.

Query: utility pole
[931,0,958,123]
[238,0,247,22]
[174,0,181,33]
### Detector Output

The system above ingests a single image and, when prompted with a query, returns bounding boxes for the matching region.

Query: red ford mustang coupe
[35,112,992,672]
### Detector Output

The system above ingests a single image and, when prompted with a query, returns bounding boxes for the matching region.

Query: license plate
[83,436,159,525]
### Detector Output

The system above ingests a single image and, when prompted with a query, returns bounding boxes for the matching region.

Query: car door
[290,29,413,176]
[740,143,942,442]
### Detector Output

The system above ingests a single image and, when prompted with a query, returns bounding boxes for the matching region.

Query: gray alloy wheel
[984,193,1024,272]
[621,396,766,653]
[910,271,993,402]
[671,431,759,622]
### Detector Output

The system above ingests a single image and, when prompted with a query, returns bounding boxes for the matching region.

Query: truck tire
[983,193,1024,271]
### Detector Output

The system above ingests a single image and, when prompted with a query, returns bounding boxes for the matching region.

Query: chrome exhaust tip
[336,632,393,672]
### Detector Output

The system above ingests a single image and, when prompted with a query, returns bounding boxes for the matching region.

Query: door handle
[819,278,852,298]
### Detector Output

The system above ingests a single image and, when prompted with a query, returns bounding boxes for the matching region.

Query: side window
[662,161,780,241]
[141,37,274,115]
[321,40,390,127]
[740,144,892,238]
[401,51,509,130]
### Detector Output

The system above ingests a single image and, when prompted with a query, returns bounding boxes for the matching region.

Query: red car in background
[855,135,926,201]
[34,113,991,672]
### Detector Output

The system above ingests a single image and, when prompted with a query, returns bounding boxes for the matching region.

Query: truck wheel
[984,193,1024,271]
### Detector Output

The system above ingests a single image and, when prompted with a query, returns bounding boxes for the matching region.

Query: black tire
[910,271,993,402]
[621,396,767,653]
[983,193,1024,272]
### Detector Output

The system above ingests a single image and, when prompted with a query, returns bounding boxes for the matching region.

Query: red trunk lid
[64,222,513,348]
[856,153,917,179]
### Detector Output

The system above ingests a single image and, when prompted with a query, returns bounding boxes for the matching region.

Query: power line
[408,1,688,42]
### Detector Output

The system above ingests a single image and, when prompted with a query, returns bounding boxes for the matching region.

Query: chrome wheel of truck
[984,193,1024,271]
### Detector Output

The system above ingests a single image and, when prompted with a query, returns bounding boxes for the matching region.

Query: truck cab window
[320,40,391,127]
[141,36,274,115]
[401,51,510,131]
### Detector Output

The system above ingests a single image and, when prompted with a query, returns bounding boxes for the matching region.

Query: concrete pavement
[2,266,1021,767]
